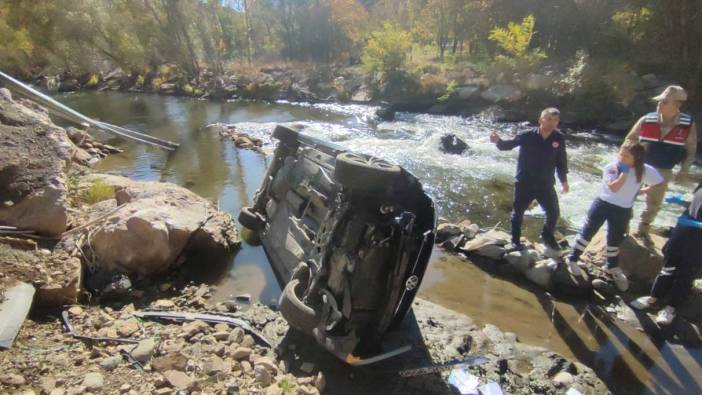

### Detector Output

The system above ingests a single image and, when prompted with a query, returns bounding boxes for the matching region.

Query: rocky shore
[0,88,610,394]
[24,62,681,134]
[435,218,702,346]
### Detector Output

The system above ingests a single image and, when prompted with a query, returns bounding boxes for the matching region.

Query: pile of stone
[205,123,263,152]
[66,127,123,166]
[0,283,325,395]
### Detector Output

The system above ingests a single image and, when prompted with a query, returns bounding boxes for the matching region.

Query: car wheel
[238,206,266,232]
[278,278,319,334]
[272,125,300,147]
[333,152,402,191]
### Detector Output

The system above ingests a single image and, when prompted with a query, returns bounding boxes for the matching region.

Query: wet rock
[80,173,240,276]
[163,370,195,390]
[460,230,510,260]
[523,259,553,288]
[297,385,320,395]
[82,372,104,391]
[131,338,157,363]
[439,134,469,155]
[100,355,121,371]
[436,223,462,244]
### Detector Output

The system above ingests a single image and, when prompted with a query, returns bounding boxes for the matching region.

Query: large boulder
[0,88,72,235]
[80,174,240,276]
[581,231,664,291]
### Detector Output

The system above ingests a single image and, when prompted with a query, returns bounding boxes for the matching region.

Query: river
[57,91,701,394]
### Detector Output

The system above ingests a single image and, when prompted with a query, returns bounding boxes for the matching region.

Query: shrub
[362,23,412,78]
[488,15,547,75]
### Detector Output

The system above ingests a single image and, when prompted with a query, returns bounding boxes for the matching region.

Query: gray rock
[254,365,272,386]
[82,372,104,391]
[231,347,252,360]
[100,355,121,371]
[132,338,157,363]
[458,85,480,100]
[481,84,523,103]
[436,223,462,244]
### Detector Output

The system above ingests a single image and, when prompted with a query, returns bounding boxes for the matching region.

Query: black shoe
[541,233,561,251]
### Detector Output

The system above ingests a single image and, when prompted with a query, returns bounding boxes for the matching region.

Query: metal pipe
[0,71,179,151]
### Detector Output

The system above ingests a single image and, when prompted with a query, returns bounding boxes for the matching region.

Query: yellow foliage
[362,23,412,75]
[488,15,546,72]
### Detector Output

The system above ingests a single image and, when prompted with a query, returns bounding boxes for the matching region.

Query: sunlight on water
[238,103,699,234]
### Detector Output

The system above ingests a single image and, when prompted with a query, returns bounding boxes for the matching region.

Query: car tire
[238,206,266,232]
[333,152,402,191]
[278,278,319,334]
[272,125,300,147]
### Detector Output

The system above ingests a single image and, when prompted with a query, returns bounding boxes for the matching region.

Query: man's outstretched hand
[561,182,570,194]
[489,131,500,144]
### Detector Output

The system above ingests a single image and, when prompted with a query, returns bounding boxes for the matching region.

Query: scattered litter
[448,367,479,394]
[566,387,583,395]
[134,310,272,347]
[0,282,35,349]
[235,294,252,303]
[480,382,504,395]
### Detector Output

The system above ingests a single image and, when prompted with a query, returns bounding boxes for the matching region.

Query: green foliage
[278,378,295,395]
[488,15,547,74]
[81,180,114,205]
[362,23,412,76]
[612,7,653,41]
[437,80,458,102]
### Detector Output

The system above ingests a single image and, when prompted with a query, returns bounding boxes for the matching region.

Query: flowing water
[57,91,701,394]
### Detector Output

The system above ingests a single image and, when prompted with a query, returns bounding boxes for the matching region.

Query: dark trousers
[651,224,702,308]
[569,198,631,268]
[511,182,560,246]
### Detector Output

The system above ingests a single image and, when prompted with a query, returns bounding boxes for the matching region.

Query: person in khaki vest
[623,85,698,238]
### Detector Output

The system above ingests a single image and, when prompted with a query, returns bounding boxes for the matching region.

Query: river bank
[0,80,611,393]
[19,60,686,134]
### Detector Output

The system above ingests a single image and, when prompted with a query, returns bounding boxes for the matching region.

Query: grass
[81,179,115,204]
[279,378,295,394]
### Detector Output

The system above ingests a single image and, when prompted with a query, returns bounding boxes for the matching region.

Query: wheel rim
[343,153,396,170]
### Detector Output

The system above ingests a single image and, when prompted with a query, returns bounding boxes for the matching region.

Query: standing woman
[567,142,664,291]
[630,182,702,325]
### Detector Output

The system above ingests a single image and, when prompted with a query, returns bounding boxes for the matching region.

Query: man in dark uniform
[490,107,569,251]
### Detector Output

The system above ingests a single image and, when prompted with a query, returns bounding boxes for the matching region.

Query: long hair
[622,141,646,183]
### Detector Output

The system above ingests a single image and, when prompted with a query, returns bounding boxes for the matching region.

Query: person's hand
[561,182,569,194]
[675,170,688,183]
[489,131,500,144]
[640,186,651,194]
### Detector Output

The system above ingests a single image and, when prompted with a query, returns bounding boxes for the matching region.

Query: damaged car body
[239,125,435,364]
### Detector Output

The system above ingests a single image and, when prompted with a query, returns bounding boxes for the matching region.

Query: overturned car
[238,125,435,363]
